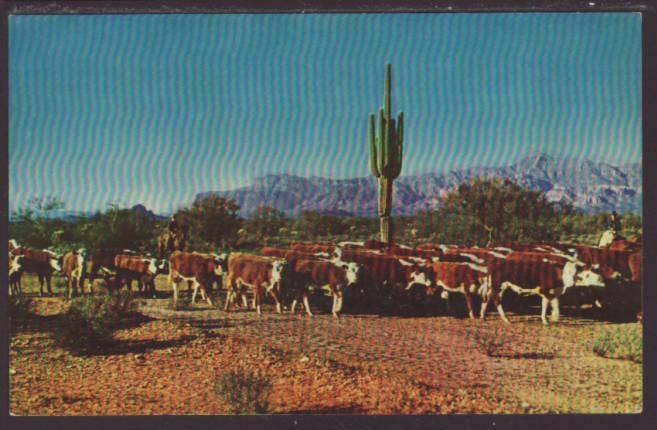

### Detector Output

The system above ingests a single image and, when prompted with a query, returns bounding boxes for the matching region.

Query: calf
[10,247,62,296]
[88,248,137,285]
[114,254,167,297]
[431,261,495,321]
[288,258,359,317]
[62,249,89,299]
[225,253,286,315]
[169,251,226,306]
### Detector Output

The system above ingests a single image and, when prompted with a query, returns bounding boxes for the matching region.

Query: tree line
[10,179,642,255]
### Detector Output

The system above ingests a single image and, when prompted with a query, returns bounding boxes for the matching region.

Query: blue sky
[10,13,641,214]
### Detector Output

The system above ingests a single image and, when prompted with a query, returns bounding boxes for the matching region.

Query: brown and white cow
[484,257,605,325]
[9,239,19,253]
[337,249,433,297]
[10,247,62,296]
[431,261,495,321]
[62,249,89,299]
[114,254,167,297]
[572,245,633,282]
[9,254,24,296]
[287,258,360,317]
[169,251,226,306]
[224,253,286,315]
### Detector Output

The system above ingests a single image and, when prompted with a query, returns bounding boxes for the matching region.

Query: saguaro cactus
[369,64,404,244]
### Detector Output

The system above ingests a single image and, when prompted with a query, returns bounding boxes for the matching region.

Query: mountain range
[197,154,642,217]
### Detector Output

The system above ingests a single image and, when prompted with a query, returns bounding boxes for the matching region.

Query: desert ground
[9,274,642,415]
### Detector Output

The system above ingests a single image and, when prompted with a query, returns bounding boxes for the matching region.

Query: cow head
[271,260,285,285]
[9,255,23,275]
[344,262,359,285]
[156,259,169,273]
[575,266,606,288]
[406,268,434,291]
[332,247,343,260]
[50,253,62,272]
[212,253,228,276]
[8,239,18,251]
[146,258,158,275]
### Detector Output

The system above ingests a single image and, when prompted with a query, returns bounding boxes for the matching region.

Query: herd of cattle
[7,234,642,324]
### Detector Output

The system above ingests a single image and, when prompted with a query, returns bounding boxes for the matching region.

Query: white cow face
[345,262,359,285]
[576,268,606,287]
[156,259,168,272]
[332,247,343,261]
[50,256,62,272]
[147,259,158,275]
[408,270,432,288]
[562,262,577,288]
[9,255,23,275]
[271,261,285,283]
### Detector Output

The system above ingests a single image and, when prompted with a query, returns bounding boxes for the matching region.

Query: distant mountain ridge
[197,154,642,217]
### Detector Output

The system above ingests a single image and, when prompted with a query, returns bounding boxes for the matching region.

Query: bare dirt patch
[9,289,641,415]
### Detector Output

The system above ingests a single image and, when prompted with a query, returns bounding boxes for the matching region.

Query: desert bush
[54,291,136,353]
[9,296,34,320]
[215,368,272,414]
[472,329,510,357]
[593,325,642,363]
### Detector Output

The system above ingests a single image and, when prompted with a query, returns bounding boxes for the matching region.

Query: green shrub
[593,325,642,363]
[54,291,136,353]
[9,296,33,320]
[215,369,272,414]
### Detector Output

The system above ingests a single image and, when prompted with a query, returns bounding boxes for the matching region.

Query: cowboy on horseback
[159,216,187,258]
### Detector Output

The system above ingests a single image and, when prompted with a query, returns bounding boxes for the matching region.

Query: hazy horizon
[10,13,641,213]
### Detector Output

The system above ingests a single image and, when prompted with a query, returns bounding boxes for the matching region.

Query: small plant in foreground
[9,296,33,320]
[473,329,510,357]
[215,368,272,414]
[54,291,136,353]
[593,325,642,363]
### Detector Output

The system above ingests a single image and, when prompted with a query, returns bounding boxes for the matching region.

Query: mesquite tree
[369,64,404,244]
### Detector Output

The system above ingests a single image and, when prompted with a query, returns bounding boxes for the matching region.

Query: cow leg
[479,298,489,320]
[493,292,510,324]
[38,275,45,296]
[335,291,344,314]
[550,297,560,322]
[290,299,298,314]
[169,272,179,306]
[540,296,550,325]
[224,290,234,311]
[224,277,234,311]
[46,274,53,295]
[254,286,263,315]
[332,292,342,318]
[464,292,475,319]
[191,280,200,304]
[201,281,213,306]
[303,294,313,316]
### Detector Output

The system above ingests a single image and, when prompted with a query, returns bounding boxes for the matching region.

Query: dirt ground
[9,275,642,415]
